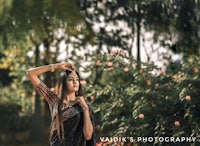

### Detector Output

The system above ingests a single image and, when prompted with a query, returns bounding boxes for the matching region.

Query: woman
[26,62,95,146]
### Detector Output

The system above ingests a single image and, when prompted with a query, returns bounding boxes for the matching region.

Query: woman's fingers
[65,63,75,70]
[75,96,82,102]
[75,97,89,110]
[60,62,76,71]
[70,64,76,70]
[76,96,86,105]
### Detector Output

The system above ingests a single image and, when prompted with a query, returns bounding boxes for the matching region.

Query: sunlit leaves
[86,53,200,144]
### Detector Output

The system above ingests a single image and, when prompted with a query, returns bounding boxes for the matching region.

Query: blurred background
[0,0,200,145]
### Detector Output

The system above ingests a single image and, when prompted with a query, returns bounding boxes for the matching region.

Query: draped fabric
[35,82,96,146]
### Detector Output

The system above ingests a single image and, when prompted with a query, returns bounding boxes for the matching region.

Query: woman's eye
[68,78,79,81]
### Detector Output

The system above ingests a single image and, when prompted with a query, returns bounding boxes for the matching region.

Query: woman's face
[66,71,80,93]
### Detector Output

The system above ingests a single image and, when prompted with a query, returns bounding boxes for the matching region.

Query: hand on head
[60,62,76,71]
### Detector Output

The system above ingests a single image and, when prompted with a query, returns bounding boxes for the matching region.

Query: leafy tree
[82,0,200,66]
[0,0,87,144]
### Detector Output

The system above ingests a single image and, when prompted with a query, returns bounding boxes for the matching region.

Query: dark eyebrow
[68,76,79,79]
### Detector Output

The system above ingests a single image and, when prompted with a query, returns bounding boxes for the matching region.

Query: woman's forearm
[27,63,60,76]
[26,63,60,86]
[83,107,94,140]
[26,62,74,87]
[26,62,74,86]
[77,97,94,140]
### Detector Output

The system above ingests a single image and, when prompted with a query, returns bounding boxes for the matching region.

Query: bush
[84,53,200,145]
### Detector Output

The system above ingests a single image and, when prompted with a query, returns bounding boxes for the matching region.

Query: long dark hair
[50,70,83,143]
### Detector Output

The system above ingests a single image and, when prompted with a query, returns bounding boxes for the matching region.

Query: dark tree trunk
[28,45,46,144]
[136,4,141,67]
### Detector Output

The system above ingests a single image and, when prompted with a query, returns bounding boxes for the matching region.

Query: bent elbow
[26,69,33,75]
[84,129,93,140]
[85,134,93,140]
[26,70,30,77]
[26,69,35,79]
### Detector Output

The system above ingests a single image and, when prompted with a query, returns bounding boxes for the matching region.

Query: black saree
[35,81,96,146]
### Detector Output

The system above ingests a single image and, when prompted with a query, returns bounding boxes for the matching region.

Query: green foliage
[0,78,33,143]
[0,0,87,52]
[83,53,200,145]
[0,0,199,145]
[0,78,33,116]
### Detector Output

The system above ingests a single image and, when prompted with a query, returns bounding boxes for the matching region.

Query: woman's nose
[73,80,78,83]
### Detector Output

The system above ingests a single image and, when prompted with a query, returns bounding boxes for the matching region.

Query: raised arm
[26,62,75,87]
